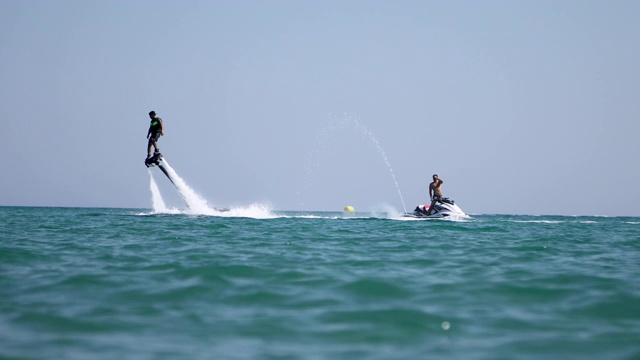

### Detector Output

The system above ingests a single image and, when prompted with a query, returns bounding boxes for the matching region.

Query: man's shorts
[149,132,161,142]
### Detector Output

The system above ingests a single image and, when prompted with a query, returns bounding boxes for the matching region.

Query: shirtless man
[427,174,444,215]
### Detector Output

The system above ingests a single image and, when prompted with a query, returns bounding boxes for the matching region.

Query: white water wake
[222,203,276,219]
[149,158,276,218]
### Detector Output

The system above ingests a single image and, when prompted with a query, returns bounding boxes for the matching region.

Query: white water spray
[148,170,168,212]
[349,116,407,214]
[146,153,279,218]
[158,159,212,214]
[301,113,407,213]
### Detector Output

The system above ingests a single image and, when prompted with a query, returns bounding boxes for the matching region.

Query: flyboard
[145,152,229,212]
[145,152,175,185]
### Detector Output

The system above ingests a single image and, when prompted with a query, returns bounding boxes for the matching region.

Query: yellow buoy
[343,205,355,213]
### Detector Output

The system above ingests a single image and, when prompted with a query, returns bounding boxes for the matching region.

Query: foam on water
[149,159,276,219]
[509,220,565,224]
[219,203,277,219]
[392,214,473,222]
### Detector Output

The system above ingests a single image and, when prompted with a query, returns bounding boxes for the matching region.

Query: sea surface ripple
[1,207,639,359]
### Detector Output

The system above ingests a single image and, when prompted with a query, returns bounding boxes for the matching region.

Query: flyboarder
[146,111,164,159]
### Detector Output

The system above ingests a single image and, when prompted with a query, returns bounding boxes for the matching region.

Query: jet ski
[404,197,467,219]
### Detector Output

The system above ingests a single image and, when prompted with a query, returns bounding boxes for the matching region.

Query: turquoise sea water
[1,206,639,359]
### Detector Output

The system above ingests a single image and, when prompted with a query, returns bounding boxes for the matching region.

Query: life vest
[149,117,161,132]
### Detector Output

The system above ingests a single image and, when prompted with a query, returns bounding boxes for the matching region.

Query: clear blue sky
[1,0,639,216]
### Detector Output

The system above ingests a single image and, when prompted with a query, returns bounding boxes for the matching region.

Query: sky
[1,0,639,216]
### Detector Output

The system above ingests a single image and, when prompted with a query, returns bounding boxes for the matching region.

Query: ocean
[1,206,639,360]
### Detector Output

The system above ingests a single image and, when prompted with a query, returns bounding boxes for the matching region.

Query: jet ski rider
[146,111,164,159]
[427,174,444,215]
